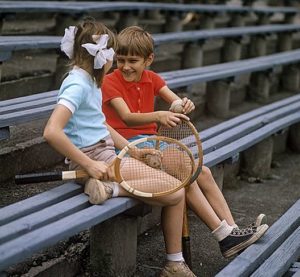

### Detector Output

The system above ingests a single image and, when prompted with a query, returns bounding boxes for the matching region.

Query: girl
[43,18,196,277]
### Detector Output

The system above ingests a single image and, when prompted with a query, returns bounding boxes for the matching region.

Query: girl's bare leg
[118,159,185,254]
[161,195,185,254]
[119,185,185,254]
[196,166,235,226]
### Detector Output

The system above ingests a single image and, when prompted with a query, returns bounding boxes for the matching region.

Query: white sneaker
[84,178,114,204]
[160,261,197,277]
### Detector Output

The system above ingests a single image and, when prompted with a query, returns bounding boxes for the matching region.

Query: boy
[102,26,268,264]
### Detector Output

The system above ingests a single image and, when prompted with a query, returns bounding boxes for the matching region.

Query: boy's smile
[116,54,153,82]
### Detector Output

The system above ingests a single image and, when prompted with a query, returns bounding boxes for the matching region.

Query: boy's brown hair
[72,17,117,87]
[117,26,154,59]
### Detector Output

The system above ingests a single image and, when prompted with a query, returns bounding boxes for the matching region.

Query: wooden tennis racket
[15,136,196,198]
[157,118,203,180]
[157,118,203,268]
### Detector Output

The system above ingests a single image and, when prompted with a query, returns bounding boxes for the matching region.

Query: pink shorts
[69,135,117,170]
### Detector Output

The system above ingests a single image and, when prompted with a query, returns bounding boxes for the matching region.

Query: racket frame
[113,136,195,198]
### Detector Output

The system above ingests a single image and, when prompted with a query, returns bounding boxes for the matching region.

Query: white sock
[167,252,184,262]
[112,182,119,197]
[212,220,234,241]
[231,223,238,229]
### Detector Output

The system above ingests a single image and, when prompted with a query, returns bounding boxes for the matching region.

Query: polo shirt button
[137,110,140,113]
[137,87,140,90]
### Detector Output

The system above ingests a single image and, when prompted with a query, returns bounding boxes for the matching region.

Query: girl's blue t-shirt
[58,67,109,148]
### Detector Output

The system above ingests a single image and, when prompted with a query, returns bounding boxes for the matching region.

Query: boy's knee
[201,165,212,176]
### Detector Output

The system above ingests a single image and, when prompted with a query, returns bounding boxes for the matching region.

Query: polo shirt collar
[115,69,152,89]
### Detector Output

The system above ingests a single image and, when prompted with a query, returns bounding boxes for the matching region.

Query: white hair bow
[82,34,115,69]
[60,26,77,59]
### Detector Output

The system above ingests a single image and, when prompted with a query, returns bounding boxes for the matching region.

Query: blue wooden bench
[1,24,299,101]
[2,48,300,140]
[163,48,300,88]
[0,0,297,16]
[0,1,250,14]
[0,1,297,20]
[1,24,300,63]
[216,199,300,277]
[0,1,250,35]
[1,93,300,275]
[0,1,298,37]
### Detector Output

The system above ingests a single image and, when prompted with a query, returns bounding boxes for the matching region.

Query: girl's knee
[164,188,185,205]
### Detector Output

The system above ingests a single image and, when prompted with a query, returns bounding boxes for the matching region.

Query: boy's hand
[128,147,163,168]
[128,146,161,160]
[157,111,189,127]
[181,97,195,114]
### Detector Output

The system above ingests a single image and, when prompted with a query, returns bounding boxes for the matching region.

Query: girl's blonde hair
[71,17,117,87]
[117,26,154,59]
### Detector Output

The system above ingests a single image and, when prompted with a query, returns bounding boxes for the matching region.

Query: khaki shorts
[69,135,117,171]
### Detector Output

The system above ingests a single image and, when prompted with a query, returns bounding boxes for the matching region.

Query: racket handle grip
[182,237,192,269]
[15,172,63,184]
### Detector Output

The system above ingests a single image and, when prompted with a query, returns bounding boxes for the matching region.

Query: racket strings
[158,120,203,169]
[119,140,193,194]
[158,121,195,146]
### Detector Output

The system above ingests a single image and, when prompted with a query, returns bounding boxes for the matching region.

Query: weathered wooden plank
[163,49,300,81]
[0,1,297,15]
[167,49,300,89]
[0,97,56,115]
[0,104,55,127]
[0,1,251,14]
[0,194,89,244]
[0,196,140,271]
[251,226,300,277]
[201,101,300,155]
[200,94,300,142]
[0,90,57,108]
[204,112,300,168]
[216,199,300,277]
[0,182,82,225]
[154,24,300,45]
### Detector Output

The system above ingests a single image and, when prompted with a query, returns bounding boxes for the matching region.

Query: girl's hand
[85,160,114,181]
[182,97,195,114]
[157,111,189,127]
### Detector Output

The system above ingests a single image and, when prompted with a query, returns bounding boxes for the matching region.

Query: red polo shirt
[102,69,166,139]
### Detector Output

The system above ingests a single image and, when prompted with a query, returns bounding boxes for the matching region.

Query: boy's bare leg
[186,182,222,230]
[197,166,235,226]
[159,150,235,226]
